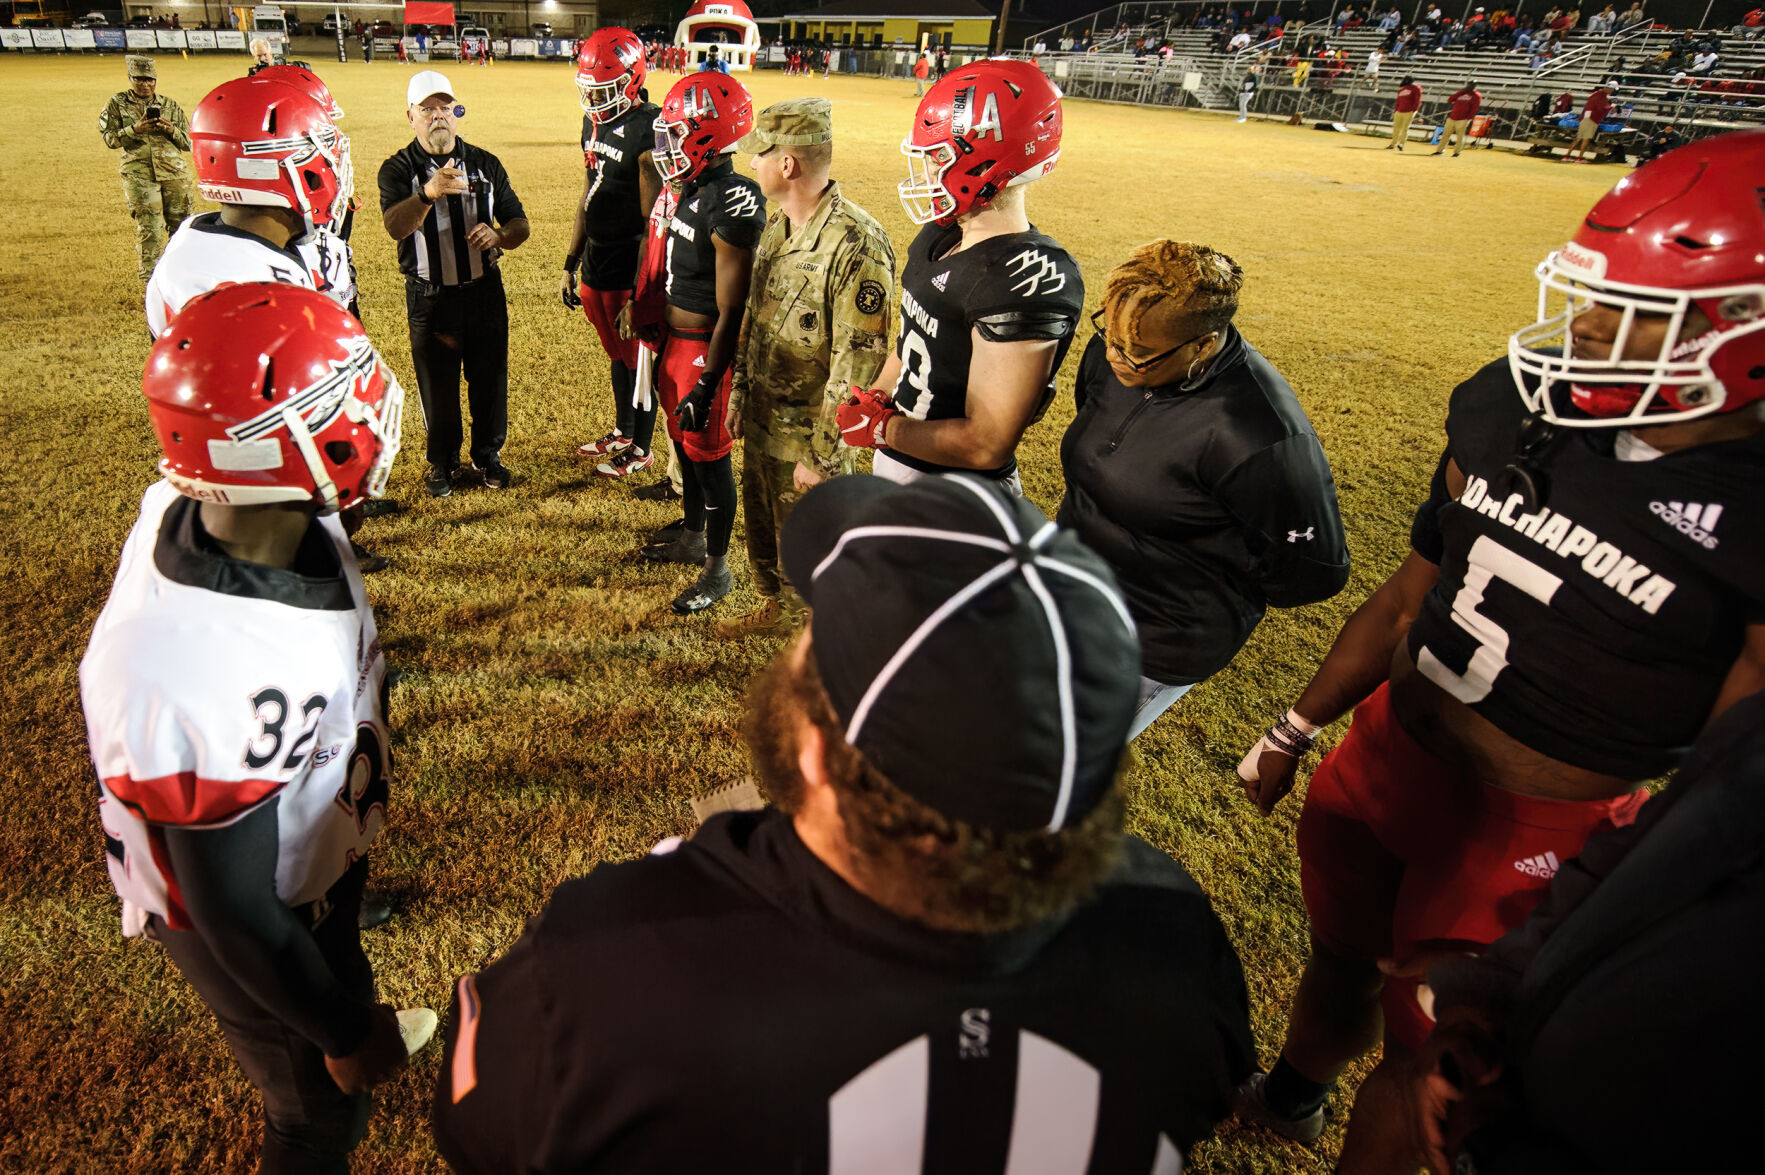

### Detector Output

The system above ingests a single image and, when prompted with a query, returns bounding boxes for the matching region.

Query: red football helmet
[577,27,647,124]
[1511,129,1765,427]
[900,58,1064,225]
[145,283,403,514]
[190,78,353,240]
[252,63,344,119]
[653,73,753,184]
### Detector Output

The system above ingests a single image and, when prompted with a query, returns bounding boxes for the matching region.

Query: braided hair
[1100,240,1244,353]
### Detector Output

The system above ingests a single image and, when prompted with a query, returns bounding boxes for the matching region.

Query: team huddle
[76,27,1765,1175]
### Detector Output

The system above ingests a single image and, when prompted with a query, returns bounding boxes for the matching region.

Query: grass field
[0,53,1624,1173]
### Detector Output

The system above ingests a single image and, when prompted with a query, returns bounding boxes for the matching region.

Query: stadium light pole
[996,0,1011,54]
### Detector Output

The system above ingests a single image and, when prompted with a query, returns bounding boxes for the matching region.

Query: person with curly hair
[1058,240,1350,739]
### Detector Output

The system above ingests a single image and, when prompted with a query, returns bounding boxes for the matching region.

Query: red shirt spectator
[1554,91,1576,114]
[1449,86,1483,120]
[1584,88,1611,123]
[1395,81,1423,112]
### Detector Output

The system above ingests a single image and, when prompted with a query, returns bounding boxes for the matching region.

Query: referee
[380,71,529,498]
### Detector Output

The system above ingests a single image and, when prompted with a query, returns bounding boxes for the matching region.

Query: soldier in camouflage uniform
[719,98,897,639]
[98,55,194,281]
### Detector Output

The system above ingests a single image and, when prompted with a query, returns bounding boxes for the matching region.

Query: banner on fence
[94,28,126,48]
[187,31,218,49]
[32,28,66,48]
[126,30,158,48]
[510,38,537,57]
[217,30,246,49]
[64,29,97,48]
[0,28,33,49]
[156,30,188,49]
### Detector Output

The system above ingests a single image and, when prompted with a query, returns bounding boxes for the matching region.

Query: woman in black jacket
[1058,240,1350,738]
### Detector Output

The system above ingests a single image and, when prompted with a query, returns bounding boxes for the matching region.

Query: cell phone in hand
[146,106,161,120]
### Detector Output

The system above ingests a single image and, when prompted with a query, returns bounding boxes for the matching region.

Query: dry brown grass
[0,53,1621,1173]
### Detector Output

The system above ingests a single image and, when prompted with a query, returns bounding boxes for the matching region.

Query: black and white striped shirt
[377,137,525,286]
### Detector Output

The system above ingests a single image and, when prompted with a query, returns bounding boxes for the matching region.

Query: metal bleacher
[1018,2,1765,150]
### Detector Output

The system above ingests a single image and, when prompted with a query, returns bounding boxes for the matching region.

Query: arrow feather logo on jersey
[724,185,759,219]
[1007,249,1066,297]
[224,335,380,446]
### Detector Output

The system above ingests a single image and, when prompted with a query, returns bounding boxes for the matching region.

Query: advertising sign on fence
[217,30,246,49]
[126,30,157,48]
[64,29,96,48]
[32,28,67,48]
[95,29,126,49]
[0,28,33,49]
[492,39,510,57]
[510,38,537,57]
[156,30,188,50]
[536,38,571,58]
[187,31,218,49]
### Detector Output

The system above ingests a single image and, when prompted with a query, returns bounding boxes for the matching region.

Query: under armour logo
[1288,527,1314,543]
[724,186,759,219]
[1007,249,1066,297]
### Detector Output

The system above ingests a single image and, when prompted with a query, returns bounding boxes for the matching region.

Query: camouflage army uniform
[730,177,896,619]
[99,59,194,280]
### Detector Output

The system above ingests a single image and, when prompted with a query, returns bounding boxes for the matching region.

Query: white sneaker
[397,1007,440,1057]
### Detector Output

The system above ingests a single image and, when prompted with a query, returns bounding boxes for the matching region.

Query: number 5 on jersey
[1418,535,1563,704]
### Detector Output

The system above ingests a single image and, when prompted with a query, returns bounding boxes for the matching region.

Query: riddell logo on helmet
[1557,241,1608,280]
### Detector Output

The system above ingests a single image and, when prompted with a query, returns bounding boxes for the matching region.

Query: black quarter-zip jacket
[1057,330,1350,685]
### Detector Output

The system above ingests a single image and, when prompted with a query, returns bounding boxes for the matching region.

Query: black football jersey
[579,101,658,288]
[663,161,766,318]
[891,222,1086,478]
[434,809,1253,1174]
[1407,360,1765,778]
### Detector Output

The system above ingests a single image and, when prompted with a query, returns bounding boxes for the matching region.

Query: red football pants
[1296,682,1647,1048]
[578,283,638,369]
[656,328,733,462]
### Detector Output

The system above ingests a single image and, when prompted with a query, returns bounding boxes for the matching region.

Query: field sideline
[0,54,1619,1173]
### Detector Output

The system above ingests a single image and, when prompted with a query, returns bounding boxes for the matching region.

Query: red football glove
[836,387,897,450]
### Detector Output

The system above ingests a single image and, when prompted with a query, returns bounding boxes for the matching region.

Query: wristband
[563,252,581,272]
[1284,708,1322,737]
[417,187,435,207]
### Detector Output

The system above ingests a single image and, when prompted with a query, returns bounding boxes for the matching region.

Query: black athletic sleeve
[434,909,556,1175]
[378,149,416,214]
[1409,450,1453,565]
[1071,333,1106,413]
[710,178,766,249]
[160,798,375,1058]
[1214,434,1351,608]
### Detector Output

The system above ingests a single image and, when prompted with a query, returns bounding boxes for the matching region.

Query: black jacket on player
[433,809,1254,1173]
[1057,330,1350,687]
[1407,360,1765,778]
[1425,690,1765,1173]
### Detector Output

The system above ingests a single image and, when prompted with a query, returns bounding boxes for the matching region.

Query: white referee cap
[407,70,455,106]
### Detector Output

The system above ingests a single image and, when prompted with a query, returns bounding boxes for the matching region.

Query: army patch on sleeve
[854,279,885,316]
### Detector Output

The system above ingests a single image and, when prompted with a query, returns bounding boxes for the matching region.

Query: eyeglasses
[1090,309,1210,374]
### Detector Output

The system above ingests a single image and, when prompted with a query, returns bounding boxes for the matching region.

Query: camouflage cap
[126,54,157,78]
[737,97,833,154]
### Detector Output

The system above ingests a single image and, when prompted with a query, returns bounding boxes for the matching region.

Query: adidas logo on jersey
[612,124,626,137]
[931,271,949,292]
[1513,851,1561,879]
[692,354,707,368]
[1648,500,1721,550]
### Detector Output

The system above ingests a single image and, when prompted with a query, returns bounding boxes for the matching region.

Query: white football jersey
[81,481,388,937]
[300,227,357,311]
[145,212,317,337]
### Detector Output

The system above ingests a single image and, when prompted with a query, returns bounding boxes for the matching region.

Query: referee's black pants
[151,858,374,1174]
[406,270,509,472]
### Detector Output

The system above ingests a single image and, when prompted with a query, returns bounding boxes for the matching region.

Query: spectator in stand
[1691,47,1720,73]
[1229,28,1253,51]
[1379,6,1402,32]
[1435,80,1482,156]
[1466,8,1491,46]
[1564,82,1612,161]
[1366,47,1384,78]
[1620,1,1647,28]
[1387,75,1422,150]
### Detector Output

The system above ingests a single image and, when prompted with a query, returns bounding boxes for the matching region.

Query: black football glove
[674,374,719,434]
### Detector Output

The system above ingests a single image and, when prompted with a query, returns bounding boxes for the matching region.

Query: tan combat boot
[715,597,794,640]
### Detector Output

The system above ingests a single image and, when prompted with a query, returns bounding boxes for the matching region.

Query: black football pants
[152,859,374,1175]
[406,271,510,472]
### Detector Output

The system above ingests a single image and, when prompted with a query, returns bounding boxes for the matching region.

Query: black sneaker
[641,529,707,564]
[481,460,512,490]
[352,543,391,574]
[358,891,393,930]
[647,516,687,546]
[424,465,454,498]
[672,564,734,614]
[633,478,683,502]
[361,498,402,518]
